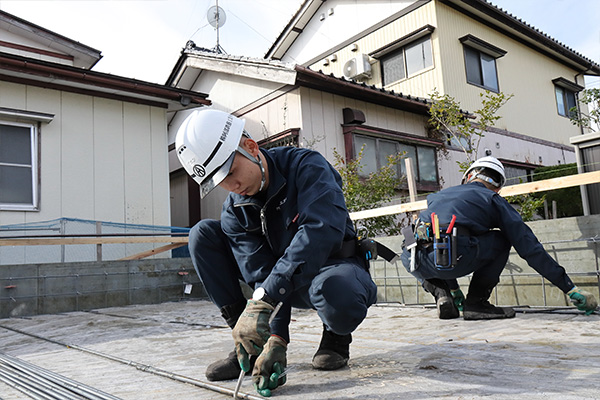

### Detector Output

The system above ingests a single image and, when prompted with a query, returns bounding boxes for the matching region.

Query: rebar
[0,324,264,400]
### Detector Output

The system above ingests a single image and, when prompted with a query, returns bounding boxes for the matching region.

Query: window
[464,46,499,92]
[552,78,583,118]
[503,164,534,186]
[0,121,38,210]
[460,35,506,92]
[555,86,577,117]
[381,36,433,85]
[354,134,438,184]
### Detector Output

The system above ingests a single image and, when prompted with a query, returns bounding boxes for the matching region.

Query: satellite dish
[207,6,226,28]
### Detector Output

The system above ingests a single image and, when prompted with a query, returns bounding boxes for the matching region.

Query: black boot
[205,300,253,381]
[463,285,515,320]
[312,325,352,370]
[423,279,459,319]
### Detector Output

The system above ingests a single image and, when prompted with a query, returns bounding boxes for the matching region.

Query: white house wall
[281,0,420,65]
[0,81,171,229]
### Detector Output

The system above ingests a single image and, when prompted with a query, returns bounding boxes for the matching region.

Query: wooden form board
[349,170,600,220]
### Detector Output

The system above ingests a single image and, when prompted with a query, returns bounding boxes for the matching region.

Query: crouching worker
[176,109,377,396]
[400,156,597,320]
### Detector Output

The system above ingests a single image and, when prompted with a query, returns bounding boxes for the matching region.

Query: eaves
[0,52,211,111]
[294,65,431,115]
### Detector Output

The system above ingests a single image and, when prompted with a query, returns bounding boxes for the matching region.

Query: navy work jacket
[420,181,573,293]
[220,147,357,302]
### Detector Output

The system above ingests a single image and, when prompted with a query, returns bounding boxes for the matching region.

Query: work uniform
[189,146,377,342]
[400,181,574,295]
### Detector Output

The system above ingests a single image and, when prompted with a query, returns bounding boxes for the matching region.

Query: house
[266,0,600,183]
[166,0,600,225]
[0,10,210,262]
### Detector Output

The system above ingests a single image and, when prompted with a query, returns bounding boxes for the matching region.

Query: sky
[0,0,599,89]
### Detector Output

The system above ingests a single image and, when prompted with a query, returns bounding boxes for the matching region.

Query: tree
[570,88,600,132]
[334,147,404,238]
[428,89,513,172]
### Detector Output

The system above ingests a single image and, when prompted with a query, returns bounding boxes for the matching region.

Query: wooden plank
[350,170,600,220]
[119,243,186,260]
[498,170,600,197]
[0,236,189,246]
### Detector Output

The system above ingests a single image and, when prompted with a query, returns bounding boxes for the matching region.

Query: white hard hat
[176,109,245,198]
[461,156,506,188]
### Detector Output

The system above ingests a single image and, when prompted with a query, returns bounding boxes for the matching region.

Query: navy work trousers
[188,219,377,338]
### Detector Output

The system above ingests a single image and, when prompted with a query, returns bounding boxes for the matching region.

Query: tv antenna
[207,1,227,54]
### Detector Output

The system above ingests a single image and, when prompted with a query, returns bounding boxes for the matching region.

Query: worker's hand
[451,289,465,311]
[232,300,274,372]
[252,335,287,397]
[568,287,598,315]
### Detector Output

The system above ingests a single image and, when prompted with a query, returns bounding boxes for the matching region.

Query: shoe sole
[463,308,516,320]
[438,297,460,319]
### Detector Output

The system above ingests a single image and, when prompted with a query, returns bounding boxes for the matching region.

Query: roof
[0,51,211,111]
[266,0,600,75]
[0,9,102,69]
[167,44,433,115]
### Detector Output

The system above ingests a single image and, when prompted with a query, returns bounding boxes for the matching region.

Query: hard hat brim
[199,151,236,198]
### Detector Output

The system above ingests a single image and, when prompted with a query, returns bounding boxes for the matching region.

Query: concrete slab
[1,299,599,399]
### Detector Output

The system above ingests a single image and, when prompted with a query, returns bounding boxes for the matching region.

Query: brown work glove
[253,335,287,397]
[232,300,274,372]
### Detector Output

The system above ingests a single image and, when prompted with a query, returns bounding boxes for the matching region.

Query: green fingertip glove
[232,300,275,369]
[253,335,288,397]
[451,289,465,312]
[568,287,598,315]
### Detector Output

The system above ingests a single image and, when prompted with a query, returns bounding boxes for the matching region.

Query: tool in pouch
[233,302,283,399]
[404,214,459,271]
[431,213,458,270]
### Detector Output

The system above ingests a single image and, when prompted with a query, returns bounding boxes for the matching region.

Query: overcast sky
[0,0,598,89]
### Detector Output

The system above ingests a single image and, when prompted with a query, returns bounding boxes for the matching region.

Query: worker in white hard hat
[400,155,597,320]
[176,109,377,396]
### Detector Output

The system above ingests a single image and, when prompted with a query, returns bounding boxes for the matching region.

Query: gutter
[0,52,210,108]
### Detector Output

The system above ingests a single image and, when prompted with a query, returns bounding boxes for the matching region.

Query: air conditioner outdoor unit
[343,54,371,80]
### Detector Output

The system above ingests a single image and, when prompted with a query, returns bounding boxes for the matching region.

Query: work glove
[232,300,274,372]
[252,335,288,397]
[568,287,598,315]
[451,289,465,311]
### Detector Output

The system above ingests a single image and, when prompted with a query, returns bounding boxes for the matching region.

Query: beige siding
[0,82,171,229]
[435,2,582,144]
[309,0,584,148]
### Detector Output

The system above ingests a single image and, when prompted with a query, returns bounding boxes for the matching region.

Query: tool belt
[332,238,399,263]
[404,214,471,271]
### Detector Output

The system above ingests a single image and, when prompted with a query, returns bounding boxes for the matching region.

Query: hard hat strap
[236,146,266,192]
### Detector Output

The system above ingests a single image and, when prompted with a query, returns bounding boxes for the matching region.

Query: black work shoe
[423,280,459,319]
[463,300,516,320]
[205,350,256,381]
[312,327,352,370]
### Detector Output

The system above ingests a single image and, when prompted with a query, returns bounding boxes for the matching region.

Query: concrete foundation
[372,214,600,306]
[0,258,205,319]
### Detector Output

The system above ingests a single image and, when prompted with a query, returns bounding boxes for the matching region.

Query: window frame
[0,120,40,211]
[380,34,434,86]
[552,77,584,118]
[343,125,441,193]
[459,35,505,93]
